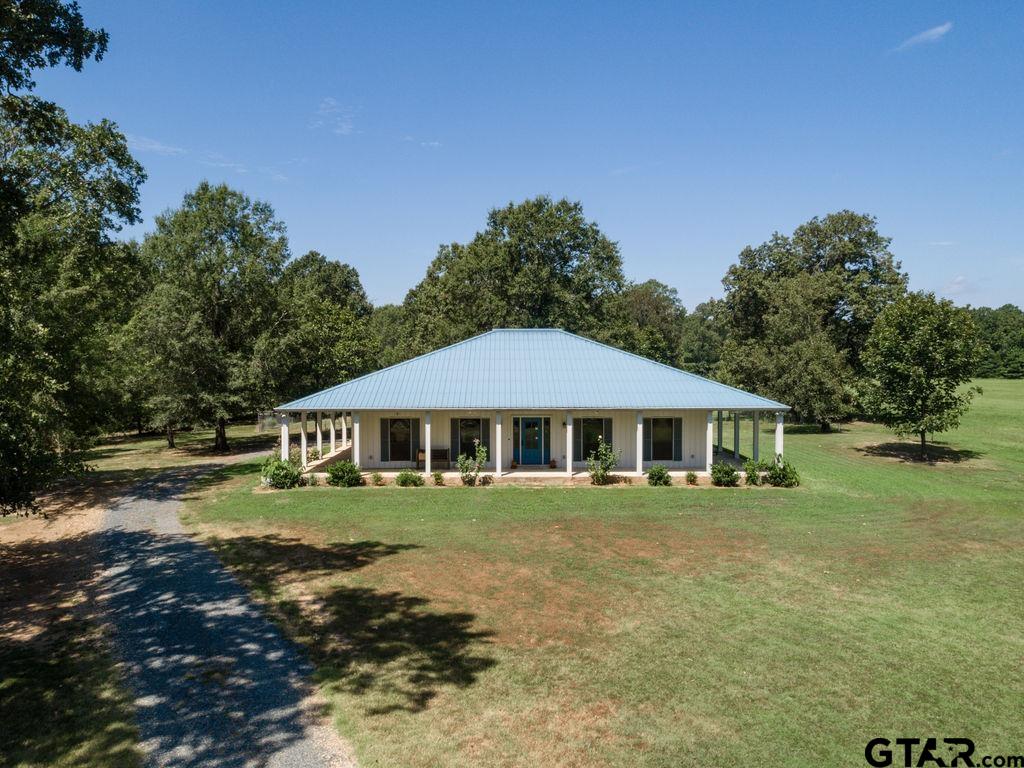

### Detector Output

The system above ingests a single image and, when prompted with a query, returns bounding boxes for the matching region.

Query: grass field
[181,380,1024,767]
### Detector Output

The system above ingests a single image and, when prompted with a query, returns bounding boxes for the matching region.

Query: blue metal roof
[277,329,789,412]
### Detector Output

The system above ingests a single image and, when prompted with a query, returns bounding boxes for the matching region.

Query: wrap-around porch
[277,409,786,478]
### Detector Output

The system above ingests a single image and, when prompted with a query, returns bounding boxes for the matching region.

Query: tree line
[1,1,1019,513]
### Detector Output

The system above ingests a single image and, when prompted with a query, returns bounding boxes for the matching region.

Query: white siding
[356,408,710,471]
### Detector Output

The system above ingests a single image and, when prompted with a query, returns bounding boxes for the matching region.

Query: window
[578,418,611,459]
[651,418,674,461]
[458,418,481,457]
[389,418,412,461]
[452,417,489,460]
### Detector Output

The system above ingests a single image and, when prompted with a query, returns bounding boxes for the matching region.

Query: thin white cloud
[893,21,953,52]
[942,275,973,296]
[127,133,287,183]
[200,151,248,174]
[311,97,357,135]
[128,134,187,156]
[403,135,441,148]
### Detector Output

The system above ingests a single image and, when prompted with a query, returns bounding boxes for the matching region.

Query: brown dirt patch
[496,516,767,577]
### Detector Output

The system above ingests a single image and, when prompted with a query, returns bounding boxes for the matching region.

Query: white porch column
[775,411,784,459]
[315,411,323,457]
[565,412,573,476]
[733,413,740,459]
[706,410,714,473]
[717,410,723,453]
[752,410,760,462]
[341,412,348,447]
[329,412,336,453]
[494,412,503,477]
[300,411,308,469]
[424,411,432,475]
[630,409,638,475]
[279,414,290,461]
[351,412,361,466]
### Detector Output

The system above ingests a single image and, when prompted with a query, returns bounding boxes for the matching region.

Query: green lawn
[183,380,1024,767]
[82,423,275,472]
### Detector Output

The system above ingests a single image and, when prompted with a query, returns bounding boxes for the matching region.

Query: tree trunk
[166,425,176,449]
[215,417,229,452]
[819,420,832,433]
[920,430,927,459]
[136,416,144,437]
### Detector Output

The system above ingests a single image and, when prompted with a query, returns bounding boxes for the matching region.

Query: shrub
[396,469,425,487]
[685,471,698,486]
[743,459,765,485]
[326,460,363,487]
[307,447,321,462]
[710,462,740,487]
[585,437,618,485]
[765,456,800,488]
[647,464,671,486]
[260,456,301,489]
[456,439,488,486]
[371,471,385,486]
[432,470,444,486]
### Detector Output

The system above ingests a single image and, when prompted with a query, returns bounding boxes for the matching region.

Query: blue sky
[37,1,1023,309]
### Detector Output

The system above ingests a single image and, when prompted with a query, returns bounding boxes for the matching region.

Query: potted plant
[549,458,557,469]
[510,459,518,469]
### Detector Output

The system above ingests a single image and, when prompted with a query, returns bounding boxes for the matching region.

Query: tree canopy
[862,292,981,457]
[0,0,108,93]
[401,196,625,355]
[970,304,1024,379]
[130,182,288,450]
[1,2,143,514]
[719,211,906,429]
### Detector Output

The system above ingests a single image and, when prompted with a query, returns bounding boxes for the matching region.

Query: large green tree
[131,183,288,451]
[722,211,907,371]
[862,292,981,458]
[402,196,624,355]
[1,2,144,514]
[367,303,412,368]
[719,212,906,429]
[600,280,685,365]
[255,250,380,404]
[678,298,726,377]
[721,272,852,428]
[0,0,108,93]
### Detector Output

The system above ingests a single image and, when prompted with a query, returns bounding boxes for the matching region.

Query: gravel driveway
[94,460,357,768]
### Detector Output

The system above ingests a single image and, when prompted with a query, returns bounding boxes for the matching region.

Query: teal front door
[521,417,543,464]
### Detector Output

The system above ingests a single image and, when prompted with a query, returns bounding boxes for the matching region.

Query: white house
[275,328,789,477]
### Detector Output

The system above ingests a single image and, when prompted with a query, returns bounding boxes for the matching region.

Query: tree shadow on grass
[782,423,850,435]
[306,587,497,715]
[1,532,142,768]
[855,442,983,464]
[204,535,497,716]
